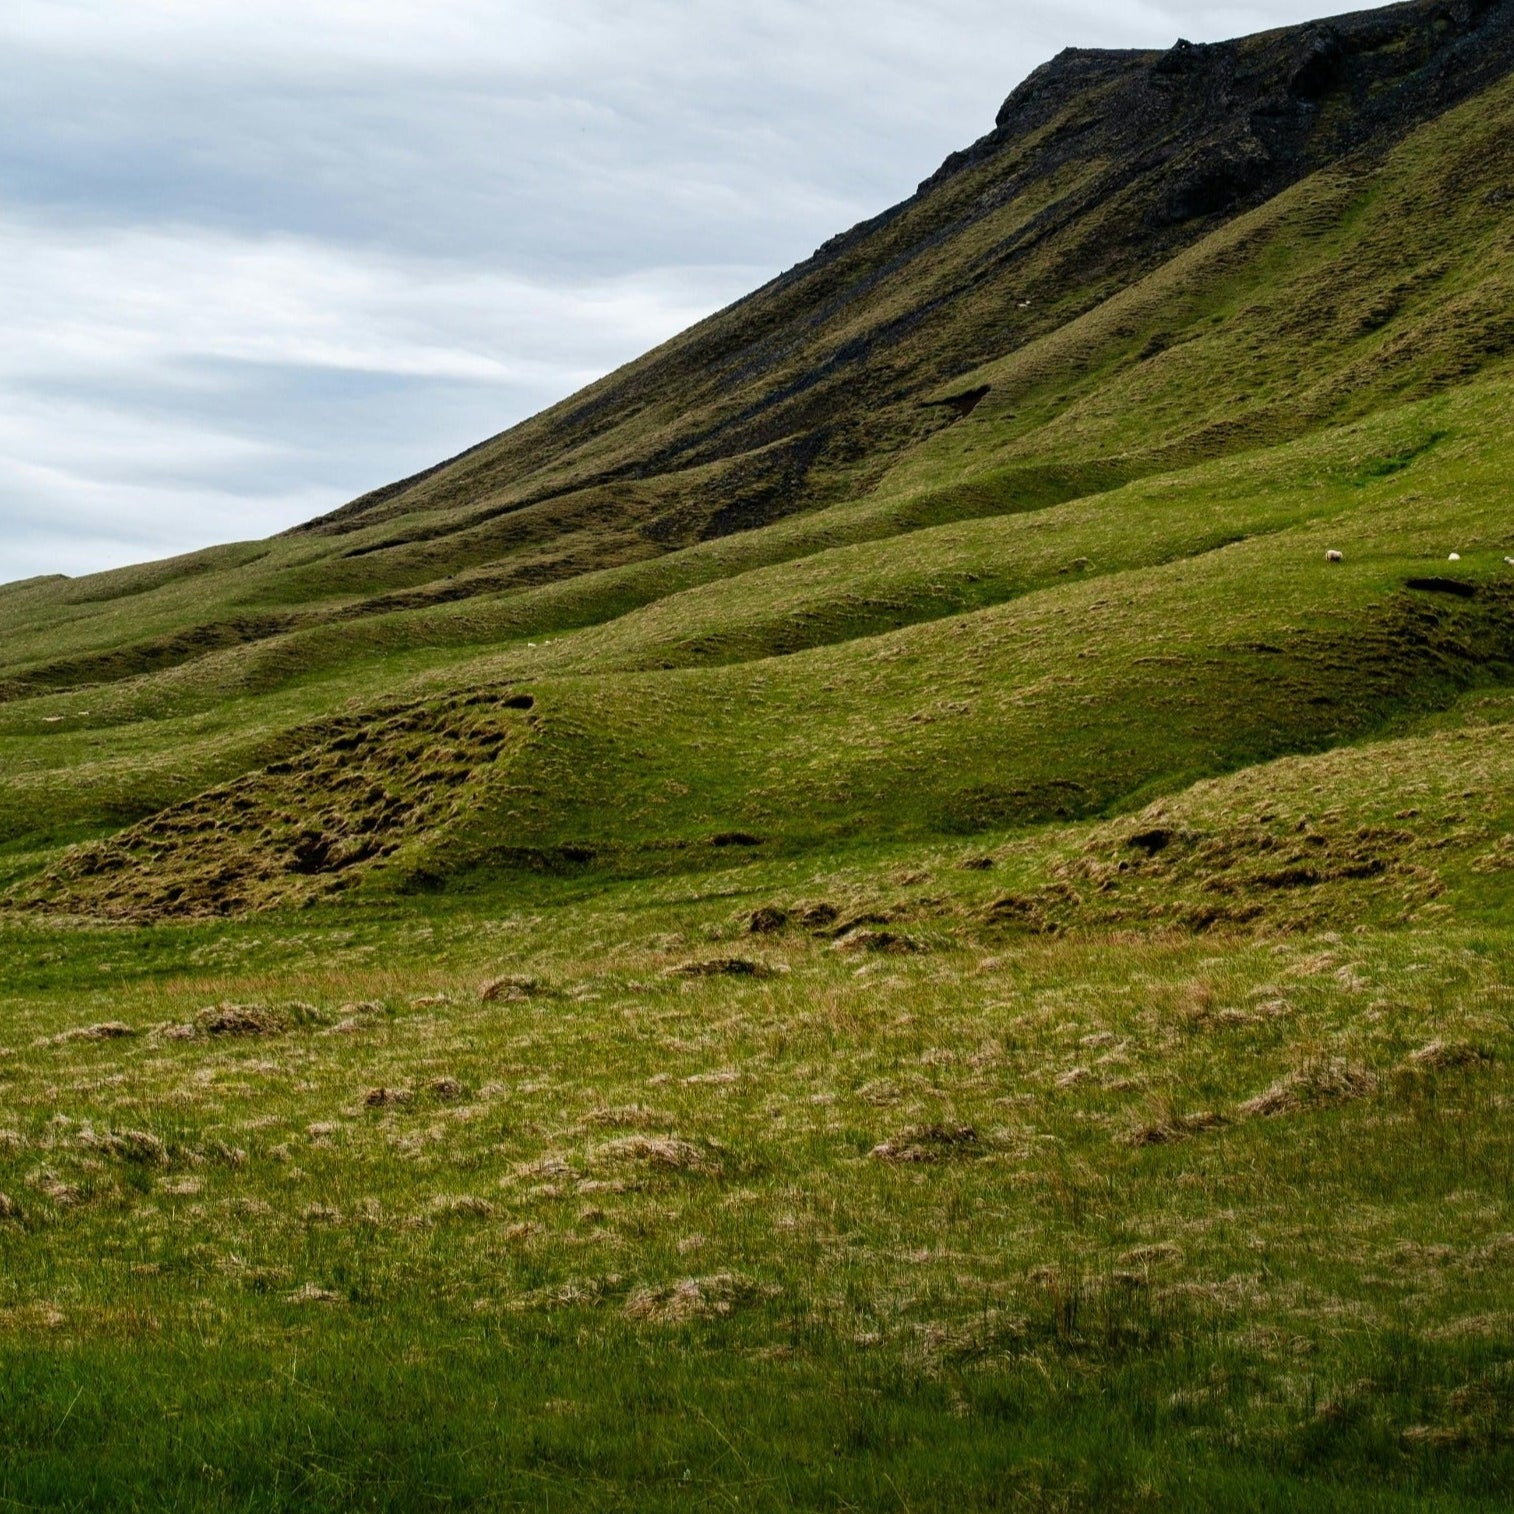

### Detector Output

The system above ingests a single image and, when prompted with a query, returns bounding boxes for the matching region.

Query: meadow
[5,742,1514,1508]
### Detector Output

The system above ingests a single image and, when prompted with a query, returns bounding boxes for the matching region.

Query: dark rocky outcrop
[286,1,1514,578]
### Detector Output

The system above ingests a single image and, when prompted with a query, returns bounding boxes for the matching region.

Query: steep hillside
[3,0,1514,695]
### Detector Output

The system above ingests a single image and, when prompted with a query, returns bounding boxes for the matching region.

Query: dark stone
[1405,577,1477,597]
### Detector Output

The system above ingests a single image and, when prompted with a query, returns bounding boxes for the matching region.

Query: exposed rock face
[936,1,1514,225]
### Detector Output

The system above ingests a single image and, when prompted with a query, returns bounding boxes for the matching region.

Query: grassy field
[5,5,1514,1506]
[4,821,1514,1509]
[6,694,1514,1507]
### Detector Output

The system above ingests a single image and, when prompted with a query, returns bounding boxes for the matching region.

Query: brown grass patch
[481,975,541,1002]
[1404,1038,1492,1070]
[593,1136,718,1174]
[833,928,922,955]
[623,1272,772,1323]
[665,957,772,978]
[428,1194,495,1220]
[82,1128,169,1165]
[197,1003,290,1037]
[1237,1057,1378,1119]
[50,1022,137,1045]
[364,1086,413,1108]
[871,1123,978,1162]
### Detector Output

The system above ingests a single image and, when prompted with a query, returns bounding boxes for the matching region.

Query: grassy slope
[4,66,1514,899]
[6,14,1514,1509]
[5,0,1511,691]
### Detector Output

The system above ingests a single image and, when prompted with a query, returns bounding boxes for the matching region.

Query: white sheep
[1448,552,1462,561]
[1326,549,1343,563]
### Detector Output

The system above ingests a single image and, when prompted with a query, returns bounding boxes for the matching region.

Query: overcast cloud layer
[0,0,1340,584]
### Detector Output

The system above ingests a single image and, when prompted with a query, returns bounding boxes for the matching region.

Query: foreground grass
[3,858,1512,1508]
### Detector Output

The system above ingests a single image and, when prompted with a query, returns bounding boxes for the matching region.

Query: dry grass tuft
[480,975,541,1003]
[791,902,838,928]
[1237,1058,1378,1119]
[49,1022,137,1045]
[363,1086,413,1108]
[197,1003,289,1037]
[1428,1313,1514,1341]
[833,928,922,955]
[0,1193,19,1221]
[1118,1242,1184,1268]
[429,1194,495,1220]
[871,1124,978,1163]
[1119,1100,1227,1147]
[665,957,772,978]
[32,1179,80,1208]
[1405,1038,1492,1070]
[917,1309,1028,1366]
[593,1136,717,1174]
[83,1128,169,1165]
[287,1284,343,1305]
[578,1105,674,1130]
[623,1272,771,1323]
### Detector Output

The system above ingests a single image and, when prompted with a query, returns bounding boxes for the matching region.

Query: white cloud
[0,0,1347,584]
[0,218,747,384]
[0,216,757,582]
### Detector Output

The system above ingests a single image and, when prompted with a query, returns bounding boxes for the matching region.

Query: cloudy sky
[0,0,1337,585]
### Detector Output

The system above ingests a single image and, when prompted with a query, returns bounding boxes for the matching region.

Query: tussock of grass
[1235,1056,1379,1118]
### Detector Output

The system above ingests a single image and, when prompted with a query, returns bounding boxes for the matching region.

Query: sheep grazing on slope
[1448,552,1462,561]
[1326,549,1344,563]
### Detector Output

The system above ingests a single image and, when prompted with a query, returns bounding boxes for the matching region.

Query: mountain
[3,0,1514,924]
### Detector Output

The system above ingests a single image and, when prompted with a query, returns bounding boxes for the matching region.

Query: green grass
[3,860,1514,1508]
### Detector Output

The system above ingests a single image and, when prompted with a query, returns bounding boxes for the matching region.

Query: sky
[0,0,1341,585]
